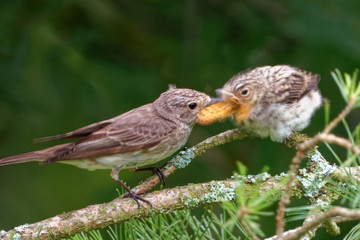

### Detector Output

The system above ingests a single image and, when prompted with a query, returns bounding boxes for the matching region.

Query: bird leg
[110,167,152,208]
[133,167,166,186]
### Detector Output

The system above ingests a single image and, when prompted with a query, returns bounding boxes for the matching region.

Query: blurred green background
[0,0,359,238]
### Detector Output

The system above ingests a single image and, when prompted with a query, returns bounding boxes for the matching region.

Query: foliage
[332,69,360,108]
[70,208,244,240]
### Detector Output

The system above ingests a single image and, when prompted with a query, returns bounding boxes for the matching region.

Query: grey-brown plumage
[217,65,322,141]
[0,87,211,207]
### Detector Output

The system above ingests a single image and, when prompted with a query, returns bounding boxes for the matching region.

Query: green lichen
[168,147,195,169]
[323,219,341,236]
[297,150,338,207]
[233,172,271,183]
[148,208,166,215]
[285,132,310,151]
[291,181,305,200]
[184,197,201,207]
[300,232,314,240]
[0,230,6,237]
[201,182,235,203]
[14,224,29,233]
[273,172,288,182]
[13,233,21,240]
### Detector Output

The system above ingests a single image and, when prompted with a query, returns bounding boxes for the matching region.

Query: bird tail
[0,143,71,166]
[0,151,44,166]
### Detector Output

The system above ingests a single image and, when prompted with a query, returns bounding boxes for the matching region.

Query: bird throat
[233,103,252,122]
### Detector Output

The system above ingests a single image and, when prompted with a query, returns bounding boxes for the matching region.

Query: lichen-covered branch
[1,180,235,240]
[3,164,360,240]
[275,97,357,237]
[2,176,283,240]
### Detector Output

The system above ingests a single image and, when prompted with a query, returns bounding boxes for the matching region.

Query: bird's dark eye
[241,89,249,95]
[188,102,197,110]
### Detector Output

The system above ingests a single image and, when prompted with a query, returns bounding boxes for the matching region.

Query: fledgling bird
[0,87,211,207]
[197,65,322,141]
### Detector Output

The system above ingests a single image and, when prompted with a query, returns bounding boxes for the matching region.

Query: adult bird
[0,87,211,207]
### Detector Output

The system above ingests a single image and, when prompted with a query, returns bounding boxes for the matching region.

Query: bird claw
[152,167,166,187]
[135,166,166,186]
[123,191,152,208]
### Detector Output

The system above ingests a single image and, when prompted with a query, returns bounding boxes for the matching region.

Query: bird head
[215,79,260,122]
[153,86,212,126]
[196,76,260,125]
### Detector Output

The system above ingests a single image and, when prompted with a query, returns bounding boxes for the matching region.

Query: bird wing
[34,117,122,143]
[41,105,178,164]
[267,70,320,104]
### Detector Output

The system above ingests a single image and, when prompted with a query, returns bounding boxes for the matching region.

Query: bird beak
[206,98,222,107]
[215,88,224,98]
[215,88,238,102]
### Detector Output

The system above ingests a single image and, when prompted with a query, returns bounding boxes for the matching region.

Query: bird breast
[242,90,322,141]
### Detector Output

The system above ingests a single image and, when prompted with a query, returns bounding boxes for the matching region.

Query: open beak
[197,97,239,125]
[206,98,222,107]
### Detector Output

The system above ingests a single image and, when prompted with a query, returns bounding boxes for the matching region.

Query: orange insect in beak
[196,97,238,125]
[196,95,252,125]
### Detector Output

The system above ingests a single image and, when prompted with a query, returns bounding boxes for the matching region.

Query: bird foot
[123,190,152,208]
[134,166,166,186]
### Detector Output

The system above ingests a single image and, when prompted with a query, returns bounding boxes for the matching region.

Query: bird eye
[241,89,249,96]
[188,102,197,110]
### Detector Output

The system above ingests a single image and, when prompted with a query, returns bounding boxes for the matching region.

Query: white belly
[241,90,322,141]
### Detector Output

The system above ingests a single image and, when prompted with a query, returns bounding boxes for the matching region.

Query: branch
[275,97,357,237]
[3,164,360,240]
[0,163,301,240]
[266,207,360,240]
[317,133,360,155]
[239,219,261,240]
[2,175,290,240]
[322,95,356,134]
[1,180,235,240]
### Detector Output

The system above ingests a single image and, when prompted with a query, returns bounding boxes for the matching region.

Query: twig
[317,133,360,155]
[276,149,306,236]
[267,207,360,240]
[322,96,356,134]
[333,216,360,224]
[275,96,356,238]
[240,219,260,240]
[332,167,360,184]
